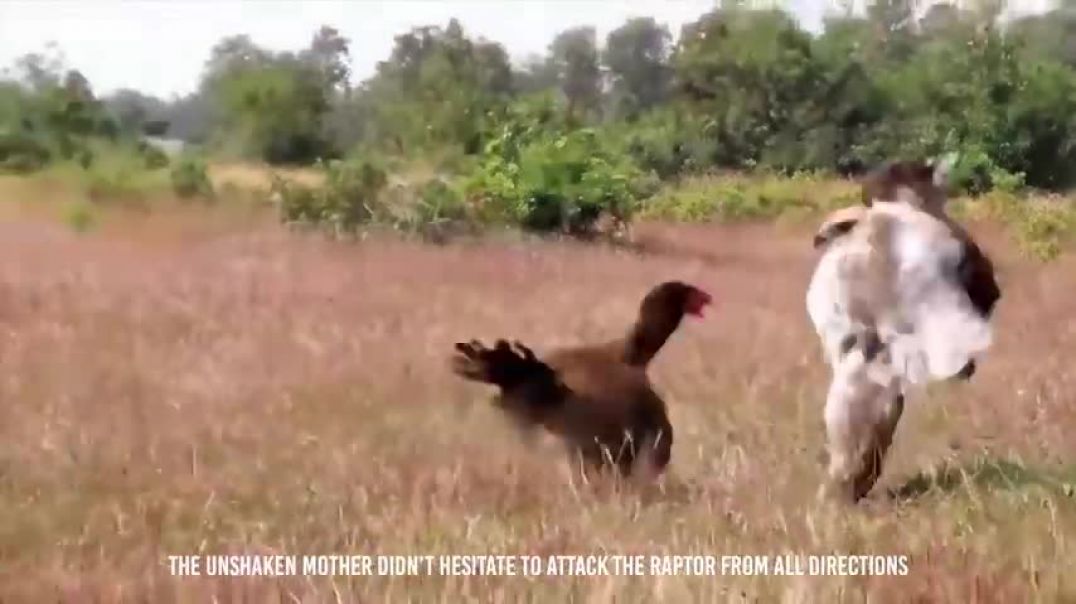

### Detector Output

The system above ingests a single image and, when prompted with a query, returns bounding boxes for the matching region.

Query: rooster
[451,281,711,480]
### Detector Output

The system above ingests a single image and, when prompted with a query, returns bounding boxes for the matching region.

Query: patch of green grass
[959,192,1076,261]
[62,200,96,234]
[34,146,172,206]
[889,456,1076,502]
[646,173,1076,262]
[1016,203,1076,262]
[170,154,214,200]
[640,172,859,222]
[84,163,164,203]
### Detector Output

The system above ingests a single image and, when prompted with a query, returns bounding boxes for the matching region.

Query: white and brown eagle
[806,157,1001,502]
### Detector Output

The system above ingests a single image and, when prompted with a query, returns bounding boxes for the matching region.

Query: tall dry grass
[0,188,1075,601]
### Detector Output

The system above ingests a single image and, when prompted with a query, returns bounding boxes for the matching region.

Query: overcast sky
[0,0,1054,100]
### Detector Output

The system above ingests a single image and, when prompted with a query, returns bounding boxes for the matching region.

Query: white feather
[807,202,993,389]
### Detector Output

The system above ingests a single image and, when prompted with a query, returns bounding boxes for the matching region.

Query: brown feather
[450,281,709,478]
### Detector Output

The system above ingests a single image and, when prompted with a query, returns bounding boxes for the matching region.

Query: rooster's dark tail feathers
[451,339,548,389]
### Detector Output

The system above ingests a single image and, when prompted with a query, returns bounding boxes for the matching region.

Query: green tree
[1009,0,1076,68]
[865,0,918,61]
[549,27,602,120]
[301,26,351,91]
[513,54,559,95]
[674,7,823,168]
[201,27,349,163]
[358,19,514,154]
[1,47,116,169]
[104,89,169,136]
[604,17,672,119]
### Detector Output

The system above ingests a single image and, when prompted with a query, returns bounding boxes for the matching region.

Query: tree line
[3,2,1076,230]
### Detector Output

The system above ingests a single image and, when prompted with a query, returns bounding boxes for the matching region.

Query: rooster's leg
[627,426,672,486]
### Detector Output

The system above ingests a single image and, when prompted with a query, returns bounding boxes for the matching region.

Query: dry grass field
[1,176,1075,602]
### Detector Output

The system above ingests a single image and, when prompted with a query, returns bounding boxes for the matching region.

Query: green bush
[136,141,170,169]
[84,161,154,203]
[76,147,95,169]
[608,109,714,179]
[387,178,474,241]
[467,126,655,234]
[170,154,213,199]
[274,157,388,232]
[0,131,51,173]
[414,178,467,225]
[947,148,1026,197]
[272,179,320,223]
[990,168,1026,195]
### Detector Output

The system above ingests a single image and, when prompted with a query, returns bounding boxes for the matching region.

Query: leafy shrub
[0,131,51,173]
[467,126,655,234]
[990,168,1026,195]
[414,179,467,225]
[608,109,714,179]
[76,147,95,169]
[274,157,388,232]
[136,141,170,169]
[948,148,1026,197]
[170,154,214,199]
[84,161,153,203]
[272,180,320,222]
[388,178,475,241]
[949,148,995,197]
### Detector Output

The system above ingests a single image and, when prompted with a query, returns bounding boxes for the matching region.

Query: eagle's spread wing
[807,203,993,387]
